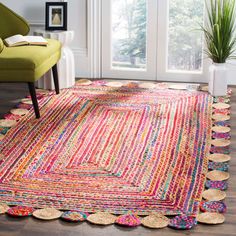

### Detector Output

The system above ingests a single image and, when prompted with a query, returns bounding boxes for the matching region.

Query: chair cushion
[0,38,4,53]
[0,39,61,82]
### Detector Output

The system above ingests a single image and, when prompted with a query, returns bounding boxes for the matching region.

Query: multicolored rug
[0,81,213,216]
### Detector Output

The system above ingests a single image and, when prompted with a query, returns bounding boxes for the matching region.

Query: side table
[34,30,75,89]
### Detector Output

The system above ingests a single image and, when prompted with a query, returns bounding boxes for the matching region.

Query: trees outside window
[112,0,204,72]
[168,0,204,71]
[112,0,147,69]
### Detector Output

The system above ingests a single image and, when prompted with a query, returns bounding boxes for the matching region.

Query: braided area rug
[0,83,212,216]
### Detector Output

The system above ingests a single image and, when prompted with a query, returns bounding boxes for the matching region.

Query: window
[167,0,205,72]
[112,0,147,70]
[101,0,207,81]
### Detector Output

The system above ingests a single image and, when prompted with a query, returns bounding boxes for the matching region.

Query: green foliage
[168,0,204,70]
[201,0,236,63]
[118,0,147,64]
[115,0,204,70]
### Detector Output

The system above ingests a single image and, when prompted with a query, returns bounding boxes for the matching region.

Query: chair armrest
[0,38,4,53]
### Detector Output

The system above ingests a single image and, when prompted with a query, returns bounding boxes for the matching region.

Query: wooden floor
[0,82,236,236]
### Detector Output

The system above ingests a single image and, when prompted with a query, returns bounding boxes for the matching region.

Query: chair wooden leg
[28,82,40,119]
[52,64,60,94]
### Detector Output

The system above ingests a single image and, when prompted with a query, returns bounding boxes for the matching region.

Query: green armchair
[0,3,61,118]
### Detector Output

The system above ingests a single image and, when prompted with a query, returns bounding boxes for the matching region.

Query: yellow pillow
[0,38,4,53]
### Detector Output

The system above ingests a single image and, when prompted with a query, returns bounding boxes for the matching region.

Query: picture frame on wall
[45,2,67,31]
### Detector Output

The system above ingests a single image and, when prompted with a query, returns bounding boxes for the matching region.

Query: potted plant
[201,0,236,96]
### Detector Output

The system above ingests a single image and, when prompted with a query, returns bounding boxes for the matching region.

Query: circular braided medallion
[207,170,230,181]
[0,127,9,135]
[92,80,106,86]
[21,98,33,105]
[208,154,231,163]
[213,109,230,116]
[17,103,32,109]
[208,162,229,171]
[214,121,230,127]
[139,82,156,89]
[213,97,230,103]
[33,208,62,220]
[36,89,49,95]
[115,213,141,227]
[10,109,29,116]
[200,86,208,92]
[212,126,231,133]
[87,212,116,225]
[212,132,231,140]
[212,114,230,121]
[169,215,197,229]
[7,206,35,217]
[212,103,230,109]
[4,113,22,121]
[76,79,92,86]
[0,119,17,128]
[200,201,226,213]
[202,189,226,201]
[27,94,44,100]
[155,83,169,90]
[211,139,230,147]
[197,212,225,225]
[123,82,139,88]
[141,214,169,229]
[106,81,123,88]
[0,204,10,214]
[61,211,88,222]
[210,146,230,155]
[205,180,228,191]
[168,84,187,90]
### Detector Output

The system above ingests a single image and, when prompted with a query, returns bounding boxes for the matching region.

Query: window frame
[156,0,210,83]
[101,0,158,80]
[88,0,210,82]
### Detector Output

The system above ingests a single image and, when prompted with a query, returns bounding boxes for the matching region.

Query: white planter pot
[208,63,228,96]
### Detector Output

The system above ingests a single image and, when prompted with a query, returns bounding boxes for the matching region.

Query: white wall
[1,0,89,78]
[227,62,236,85]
